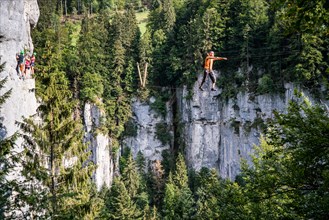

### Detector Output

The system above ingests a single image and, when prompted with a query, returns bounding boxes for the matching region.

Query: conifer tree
[122,151,149,213]
[102,177,141,219]
[102,150,150,219]
[0,62,17,218]
[163,154,195,219]
[162,0,176,34]
[104,8,140,144]
[18,70,99,219]
[19,11,101,218]
[122,153,141,198]
[236,97,329,219]
[150,160,165,207]
[195,169,221,220]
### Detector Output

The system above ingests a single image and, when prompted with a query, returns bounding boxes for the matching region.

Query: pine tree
[103,177,141,219]
[150,160,165,207]
[195,169,221,220]
[18,70,99,219]
[122,153,141,198]
[0,61,17,218]
[236,97,329,219]
[162,0,176,34]
[17,13,101,218]
[104,8,140,142]
[272,0,329,35]
[162,154,195,219]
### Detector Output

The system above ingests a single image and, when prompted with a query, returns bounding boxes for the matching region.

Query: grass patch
[136,10,149,35]
[66,19,81,46]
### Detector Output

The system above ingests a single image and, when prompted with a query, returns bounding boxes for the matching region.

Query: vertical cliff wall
[122,97,172,163]
[0,0,39,138]
[84,102,114,190]
[177,72,318,180]
[125,71,324,181]
[0,1,115,190]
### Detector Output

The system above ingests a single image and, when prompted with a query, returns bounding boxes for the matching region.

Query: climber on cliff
[30,52,36,76]
[199,50,228,91]
[24,54,31,79]
[15,53,20,75]
[16,50,25,77]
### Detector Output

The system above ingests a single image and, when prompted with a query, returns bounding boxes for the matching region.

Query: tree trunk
[73,76,80,120]
[64,0,67,16]
[77,0,81,14]
[50,110,57,215]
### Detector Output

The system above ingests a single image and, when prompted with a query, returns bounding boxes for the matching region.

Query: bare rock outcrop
[0,0,39,138]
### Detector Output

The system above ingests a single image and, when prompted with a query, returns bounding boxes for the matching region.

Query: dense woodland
[1,0,329,219]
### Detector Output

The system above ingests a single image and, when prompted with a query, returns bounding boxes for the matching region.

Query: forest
[0,0,329,219]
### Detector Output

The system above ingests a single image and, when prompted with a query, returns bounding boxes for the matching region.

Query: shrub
[81,72,103,102]
[155,122,172,146]
[257,74,274,94]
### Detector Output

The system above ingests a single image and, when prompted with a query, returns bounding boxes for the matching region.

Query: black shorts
[203,69,216,83]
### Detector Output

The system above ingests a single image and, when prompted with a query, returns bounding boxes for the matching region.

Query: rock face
[84,102,114,190]
[122,98,172,162]
[176,72,317,180]
[124,76,293,180]
[0,0,39,138]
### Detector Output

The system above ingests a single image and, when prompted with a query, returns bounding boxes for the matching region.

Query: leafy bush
[257,74,274,94]
[123,119,138,137]
[81,72,103,102]
[155,122,172,146]
[150,93,171,118]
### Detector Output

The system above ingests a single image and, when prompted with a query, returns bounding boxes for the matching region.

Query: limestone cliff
[126,72,326,180]
[178,73,326,179]
[122,97,172,163]
[0,1,114,191]
[0,0,39,138]
[84,102,114,190]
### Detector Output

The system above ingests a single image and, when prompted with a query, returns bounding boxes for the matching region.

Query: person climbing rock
[199,50,227,91]
[30,52,36,76]
[24,54,31,79]
[17,50,25,77]
[15,53,20,75]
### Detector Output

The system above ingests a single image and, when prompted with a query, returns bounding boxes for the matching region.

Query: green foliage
[272,0,329,35]
[195,169,221,220]
[122,153,142,198]
[145,0,328,97]
[81,72,104,102]
[20,1,329,219]
[102,177,141,219]
[119,147,132,174]
[237,98,329,219]
[0,63,18,218]
[161,149,175,177]
[22,12,104,218]
[104,8,140,139]
[102,148,151,219]
[162,154,195,219]
[18,70,99,219]
[257,74,275,94]
[123,119,138,137]
[155,122,172,146]
[150,92,171,118]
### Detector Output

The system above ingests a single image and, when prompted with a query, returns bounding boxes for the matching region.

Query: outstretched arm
[207,56,228,61]
[215,57,228,60]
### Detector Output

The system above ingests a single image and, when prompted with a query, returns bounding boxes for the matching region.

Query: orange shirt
[204,56,213,70]
[204,56,225,70]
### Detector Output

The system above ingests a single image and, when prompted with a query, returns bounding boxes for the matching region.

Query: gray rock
[177,71,327,180]
[122,98,172,163]
[84,102,113,190]
[0,0,39,138]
